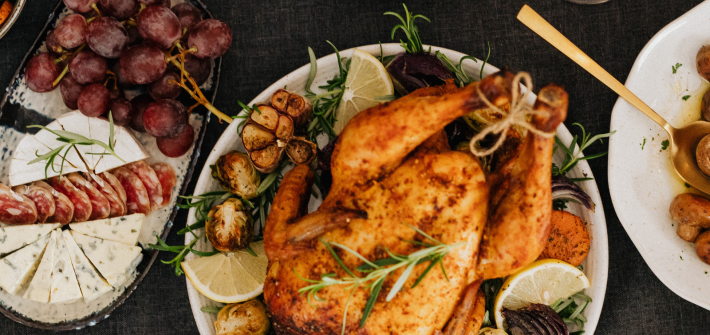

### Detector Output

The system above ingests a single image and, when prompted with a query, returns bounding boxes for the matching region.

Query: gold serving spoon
[517,5,710,194]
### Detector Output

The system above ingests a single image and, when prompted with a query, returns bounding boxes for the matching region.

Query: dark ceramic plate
[0,0,220,330]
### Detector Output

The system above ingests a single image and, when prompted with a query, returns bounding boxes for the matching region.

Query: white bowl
[185,43,609,334]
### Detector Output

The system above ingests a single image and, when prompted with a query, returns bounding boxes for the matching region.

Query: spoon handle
[517,5,673,132]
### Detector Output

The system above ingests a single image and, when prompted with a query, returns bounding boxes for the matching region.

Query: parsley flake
[683,95,691,101]
[661,139,669,150]
[672,63,682,73]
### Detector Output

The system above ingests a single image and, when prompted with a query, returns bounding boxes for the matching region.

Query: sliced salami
[0,183,38,225]
[33,181,74,225]
[49,176,92,222]
[67,173,110,220]
[151,162,177,208]
[101,171,127,205]
[125,161,163,210]
[84,172,127,217]
[110,167,151,215]
[12,184,55,223]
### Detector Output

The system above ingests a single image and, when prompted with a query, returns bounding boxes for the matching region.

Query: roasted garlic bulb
[211,151,260,199]
[214,300,271,335]
[206,198,253,252]
[241,91,317,173]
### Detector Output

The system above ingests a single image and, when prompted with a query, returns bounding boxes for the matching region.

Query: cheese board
[0,0,220,330]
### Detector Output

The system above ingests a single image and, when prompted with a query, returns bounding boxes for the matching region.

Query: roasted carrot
[538,210,591,266]
[0,1,12,26]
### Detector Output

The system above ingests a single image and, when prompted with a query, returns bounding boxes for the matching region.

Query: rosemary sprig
[435,51,478,87]
[384,4,430,54]
[552,123,615,177]
[27,112,123,178]
[305,43,349,142]
[435,41,492,87]
[295,224,465,334]
[154,160,286,275]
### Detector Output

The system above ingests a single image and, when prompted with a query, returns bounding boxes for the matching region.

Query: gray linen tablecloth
[0,0,708,334]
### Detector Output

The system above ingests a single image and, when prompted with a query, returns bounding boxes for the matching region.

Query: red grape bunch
[25,0,233,158]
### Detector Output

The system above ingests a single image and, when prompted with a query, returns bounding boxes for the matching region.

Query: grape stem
[166,55,232,124]
[52,43,86,87]
[90,3,102,18]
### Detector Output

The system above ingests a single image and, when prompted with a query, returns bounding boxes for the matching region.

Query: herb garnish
[435,41,492,87]
[200,306,223,314]
[152,162,287,275]
[640,137,646,150]
[672,63,682,74]
[552,123,615,177]
[305,43,349,142]
[661,139,669,150]
[295,224,463,334]
[384,4,430,54]
[550,291,593,331]
[683,95,691,101]
[27,112,123,178]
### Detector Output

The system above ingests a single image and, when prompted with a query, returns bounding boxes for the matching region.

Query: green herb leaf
[661,139,669,150]
[672,63,682,74]
[360,278,384,328]
[200,306,223,314]
[683,95,691,101]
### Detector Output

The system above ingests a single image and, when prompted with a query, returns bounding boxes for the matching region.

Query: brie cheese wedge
[9,111,149,186]
[49,228,82,304]
[62,230,113,302]
[23,229,59,302]
[69,213,144,246]
[0,232,50,295]
[71,232,143,288]
[0,223,60,256]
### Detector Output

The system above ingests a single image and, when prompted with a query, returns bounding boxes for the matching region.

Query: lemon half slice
[333,49,394,134]
[182,241,268,303]
[493,259,590,329]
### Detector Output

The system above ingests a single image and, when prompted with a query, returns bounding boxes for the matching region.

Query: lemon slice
[182,241,268,303]
[493,259,590,329]
[333,49,394,134]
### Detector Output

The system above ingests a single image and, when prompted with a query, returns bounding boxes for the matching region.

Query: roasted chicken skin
[263,72,567,334]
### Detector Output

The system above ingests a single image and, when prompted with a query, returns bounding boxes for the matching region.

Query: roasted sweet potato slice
[538,210,590,266]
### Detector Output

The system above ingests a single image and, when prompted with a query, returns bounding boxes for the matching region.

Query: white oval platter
[608,1,710,311]
[184,43,608,335]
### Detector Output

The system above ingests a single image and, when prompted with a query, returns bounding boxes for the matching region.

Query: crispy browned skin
[538,210,591,266]
[476,85,568,280]
[263,73,567,334]
[464,289,486,335]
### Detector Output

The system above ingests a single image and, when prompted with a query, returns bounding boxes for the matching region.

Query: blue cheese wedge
[49,229,82,304]
[0,223,60,256]
[62,230,113,302]
[69,213,144,246]
[71,231,143,288]
[0,232,50,295]
[23,229,59,302]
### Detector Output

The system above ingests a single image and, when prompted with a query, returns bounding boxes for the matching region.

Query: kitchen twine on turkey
[469,72,556,157]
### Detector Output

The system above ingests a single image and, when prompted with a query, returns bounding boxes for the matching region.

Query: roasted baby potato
[538,210,590,266]
[698,45,710,82]
[698,134,710,177]
[695,230,710,265]
[669,193,710,229]
[677,220,703,242]
[701,89,710,121]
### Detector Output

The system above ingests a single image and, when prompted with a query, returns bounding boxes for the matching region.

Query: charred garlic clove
[211,151,260,199]
[286,137,317,165]
[205,198,253,252]
[241,103,296,173]
[270,89,312,127]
